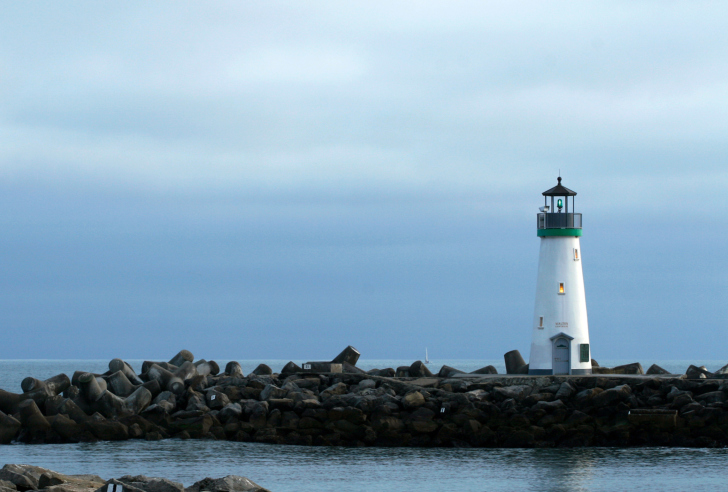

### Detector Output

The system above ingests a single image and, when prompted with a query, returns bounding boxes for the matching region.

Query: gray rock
[555,382,576,400]
[259,385,287,401]
[358,379,376,391]
[205,390,230,410]
[611,363,644,375]
[665,387,692,402]
[402,391,426,409]
[408,361,433,378]
[0,465,40,490]
[117,476,184,492]
[470,365,498,375]
[280,362,301,375]
[251,364,272,376]
[437,365,465,378]
[592,384,632,407]
[646,364,670,375]
[695,391,726,404]
[686,365,714,379]
[219,403,243,420]
[366,368,395,377]
[575,387,603,403]
[152,391,176,407]
[534,399,566,412]
[493,385,532,401]
[186,476,270,492]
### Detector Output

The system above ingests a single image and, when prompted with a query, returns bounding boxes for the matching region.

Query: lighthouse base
[528,368,593,375]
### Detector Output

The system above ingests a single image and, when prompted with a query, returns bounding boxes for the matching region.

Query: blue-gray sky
[1,1,727,361]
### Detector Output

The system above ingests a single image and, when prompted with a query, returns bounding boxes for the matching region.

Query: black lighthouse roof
[542,177,576,197]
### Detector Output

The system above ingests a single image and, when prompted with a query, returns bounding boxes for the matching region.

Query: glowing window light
[559,283,565,294]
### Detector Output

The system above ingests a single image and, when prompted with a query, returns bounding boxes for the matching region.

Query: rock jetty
[0,464,270,492]
[2,348,728,447]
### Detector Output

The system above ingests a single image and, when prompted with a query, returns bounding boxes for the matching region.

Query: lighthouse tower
[528,177,591,375]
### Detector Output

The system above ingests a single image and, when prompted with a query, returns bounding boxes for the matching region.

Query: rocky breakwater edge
[3,347,728,447]
[0,464,270,492]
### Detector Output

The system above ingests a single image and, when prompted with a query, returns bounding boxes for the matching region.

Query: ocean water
[2,359,728,491]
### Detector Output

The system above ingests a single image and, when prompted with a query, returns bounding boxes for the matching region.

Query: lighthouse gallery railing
[537,213,582,229]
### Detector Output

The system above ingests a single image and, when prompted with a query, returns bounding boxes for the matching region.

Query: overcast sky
[1,1,727,363]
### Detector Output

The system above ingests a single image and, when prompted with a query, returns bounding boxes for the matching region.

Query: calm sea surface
[2,359,728,491]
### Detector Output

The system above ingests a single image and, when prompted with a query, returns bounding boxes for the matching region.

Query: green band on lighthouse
[537,229,582,237]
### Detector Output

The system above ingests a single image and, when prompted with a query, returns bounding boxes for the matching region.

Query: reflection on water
[1,440,727,492]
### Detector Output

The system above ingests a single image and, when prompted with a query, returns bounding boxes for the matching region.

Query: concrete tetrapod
[0,411,21,443]
[194,360,220,377]
[168,350,194,368]
[141,361,179,374]
[174,361,199,382]
[108,358,144,385]
[106,371,161,398]
[504,350,529,375]
[21,374,70,396]
[94,386,152,419]
[224,361,244,378]
[144,364,185,395]
[0,374,70,414]
[72,371,108,393]
[17,399,52,442]
[331,345,361,366]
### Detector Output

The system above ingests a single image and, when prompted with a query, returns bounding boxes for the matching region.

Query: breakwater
[2,349,728,448]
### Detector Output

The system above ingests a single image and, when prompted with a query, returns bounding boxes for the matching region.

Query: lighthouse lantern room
[529,177,591,375]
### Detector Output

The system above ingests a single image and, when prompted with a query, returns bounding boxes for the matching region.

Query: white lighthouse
[528,177,591,375]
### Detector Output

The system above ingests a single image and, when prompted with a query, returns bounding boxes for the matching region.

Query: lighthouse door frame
[550,332,574,375]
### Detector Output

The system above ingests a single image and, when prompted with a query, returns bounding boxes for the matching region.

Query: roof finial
[557,176,562,184]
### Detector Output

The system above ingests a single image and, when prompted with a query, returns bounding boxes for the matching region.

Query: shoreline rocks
[2,349,728,448]
[0,464,270,492]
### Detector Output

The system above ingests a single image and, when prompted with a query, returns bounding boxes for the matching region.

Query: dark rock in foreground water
[0,464,270,492]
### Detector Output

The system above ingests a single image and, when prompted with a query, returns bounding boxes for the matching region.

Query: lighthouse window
[580,344,590,363]
[574,248,579,261]
[558,283,565,294]
[539,316,544,329]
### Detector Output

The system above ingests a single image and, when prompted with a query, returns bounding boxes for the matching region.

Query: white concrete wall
[529,235,590,373]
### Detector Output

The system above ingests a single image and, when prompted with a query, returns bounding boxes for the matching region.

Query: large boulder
[646,364,670,375]
[224,362,245,378]
[493,385,532,402]
[251,364,272,376]
[686,365,714,379]
[280,362,302,375]
[367,368,395,377]
[116,475,185,492]
[437,365,465,378]
[470,366,497,375]
[409,361,433,378]
[611,363,644,375]
[186,476,271,492]
[592,384,632,407]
